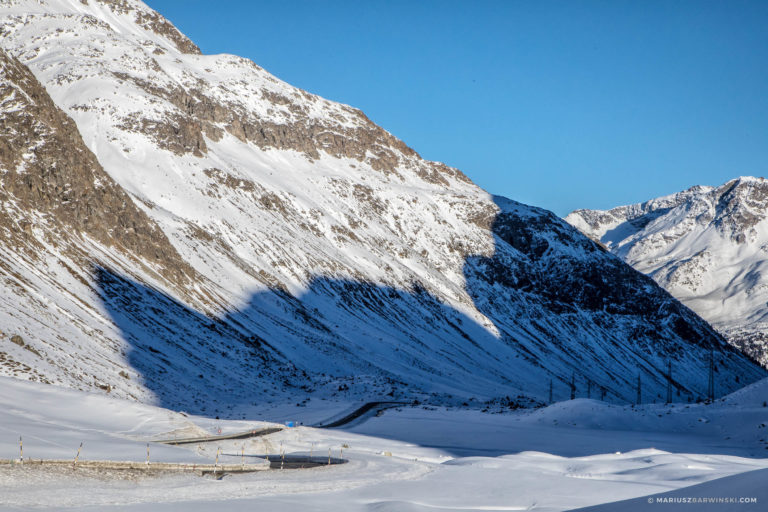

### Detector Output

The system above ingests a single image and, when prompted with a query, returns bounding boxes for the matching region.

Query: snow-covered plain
[1,376,766,511]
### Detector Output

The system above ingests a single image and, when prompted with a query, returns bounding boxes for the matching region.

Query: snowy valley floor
[1,376,767,511]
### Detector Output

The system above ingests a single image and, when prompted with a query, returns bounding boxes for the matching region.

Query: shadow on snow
[95,197,765,429]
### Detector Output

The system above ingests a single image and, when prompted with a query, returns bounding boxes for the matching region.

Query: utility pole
[548,379,553,404]
[636,374,642,405]
[666,359,673,404]
[707,349,715,402]
[570,373,576,400]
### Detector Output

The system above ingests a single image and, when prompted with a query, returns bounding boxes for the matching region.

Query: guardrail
[153,426,283,445]
[1,458,269,476]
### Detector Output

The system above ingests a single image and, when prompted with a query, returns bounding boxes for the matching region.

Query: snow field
[0,376,767,510]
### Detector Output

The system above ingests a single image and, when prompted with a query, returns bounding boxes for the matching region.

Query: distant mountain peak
[567,176,768,367]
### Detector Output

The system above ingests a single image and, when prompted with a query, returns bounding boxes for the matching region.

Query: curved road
[314,401,409,428]
[153,401,409,445]
[154,426,283,445]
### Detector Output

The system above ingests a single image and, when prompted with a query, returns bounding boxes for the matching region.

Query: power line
[707,349,715,402]
[666,359,672,404]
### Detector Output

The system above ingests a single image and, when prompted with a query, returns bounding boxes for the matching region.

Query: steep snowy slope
[567,177,768,367]
[0,46,189,398]
[1,0,764,414]
[0,46,294,406]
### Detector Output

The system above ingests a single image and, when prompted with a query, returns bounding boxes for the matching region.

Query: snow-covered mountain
[1,0,764,415]
[567,177,768,367]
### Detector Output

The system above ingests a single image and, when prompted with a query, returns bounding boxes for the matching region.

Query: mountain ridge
[1,0,764,413]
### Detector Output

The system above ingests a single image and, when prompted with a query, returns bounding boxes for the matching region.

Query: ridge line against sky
[146,0,768,217]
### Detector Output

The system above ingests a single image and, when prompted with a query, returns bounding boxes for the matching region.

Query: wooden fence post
[73,442,83,469]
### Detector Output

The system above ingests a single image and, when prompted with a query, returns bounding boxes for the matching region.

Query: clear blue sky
[147,0,768,216]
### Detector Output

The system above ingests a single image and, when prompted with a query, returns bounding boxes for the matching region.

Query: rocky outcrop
[108,70,467,184]
[91,0,201,54]
[0,49,193,288]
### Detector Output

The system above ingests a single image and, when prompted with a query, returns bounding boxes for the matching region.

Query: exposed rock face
[107,67,464,185]
[0,47,215,397]
[0,0,764,411]
[567,177,768,367]
[91,0,201,54]
[0,49,191,287]
[462,199,750,393]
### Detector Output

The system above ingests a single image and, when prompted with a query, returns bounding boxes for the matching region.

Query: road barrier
[1,458,269,476]
[153,427,283,445]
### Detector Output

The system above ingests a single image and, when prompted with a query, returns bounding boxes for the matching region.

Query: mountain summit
[567,176,768,367]
[1,0,763,414]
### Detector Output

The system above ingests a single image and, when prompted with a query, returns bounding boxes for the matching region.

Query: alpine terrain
[1,0,764,417]
[567,176,768,368]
